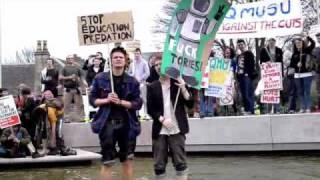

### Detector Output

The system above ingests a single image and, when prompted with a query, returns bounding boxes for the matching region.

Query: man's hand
[71,74,77,81]
[162,118,174,130]
[108,93,120,105]
[13,137,20,144]
[298,62,302,68]
[8,134,15,140]
[175,77,186,89]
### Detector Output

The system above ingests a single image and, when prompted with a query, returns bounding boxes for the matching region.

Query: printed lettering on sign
[261,62,283,91]
[217,0,303,38]
[0,95,21,129]
[261,90,280,104]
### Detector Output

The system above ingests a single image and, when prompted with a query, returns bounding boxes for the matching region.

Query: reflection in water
[1,155,320,180]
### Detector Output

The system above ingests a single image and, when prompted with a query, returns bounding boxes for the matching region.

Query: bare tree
[16,48,35,64]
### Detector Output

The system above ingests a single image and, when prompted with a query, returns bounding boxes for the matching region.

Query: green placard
[161,0,231,89]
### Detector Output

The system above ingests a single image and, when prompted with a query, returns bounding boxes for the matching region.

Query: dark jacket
[0,127,31,147]
[89,72,142,139]
[290,36,316,73]
[260,46,284,76]
[41,68,59,92]
[147,79,194,139]
[236,50,256,79]
[312,47,320,73]
[146,66,159,83]
[86,65,104,86]
[260,46,283,64]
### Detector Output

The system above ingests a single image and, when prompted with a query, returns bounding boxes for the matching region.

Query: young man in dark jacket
[236,39,256,115]
[89,47,142,180]
[41,58,59,97]
[85,57,104,87]
[147,55,194,180]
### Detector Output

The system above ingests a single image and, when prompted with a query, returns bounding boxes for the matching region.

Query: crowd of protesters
[1,33,320,159]
[0,85,76,158]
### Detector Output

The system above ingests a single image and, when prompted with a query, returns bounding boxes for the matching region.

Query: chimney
[42,40,48,52]
[36,40,42,52]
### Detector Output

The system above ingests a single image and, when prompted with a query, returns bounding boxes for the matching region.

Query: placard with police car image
[161,0,231,89]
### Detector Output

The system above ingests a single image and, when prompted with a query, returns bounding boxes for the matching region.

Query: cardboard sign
[261,62,282,90]
[219,83,234,106]
[161,0,231,89]
[78,11,134,45]
[206,57,232,97]
[261,90,280,104]
[217,0,303,38]
[0,95,21,129]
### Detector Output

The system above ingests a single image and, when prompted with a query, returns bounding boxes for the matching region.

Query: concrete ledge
[63,113,320,152]
[0,149,101,165]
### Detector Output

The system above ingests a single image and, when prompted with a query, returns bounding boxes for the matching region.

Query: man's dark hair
[316,33,320,37]
[47,58,54,64]
[0,88,8,97]
[96,52,103,56]
[135,48,141,53]
[237,39,245,44]
[110,46,127,58]
[21,87,31,95]
[268,38,276,42]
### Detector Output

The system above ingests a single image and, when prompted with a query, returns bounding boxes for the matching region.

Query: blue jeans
[199,89,214,117]
[287,76,297,111]
[295,76,313,110]
[238,75,254,113]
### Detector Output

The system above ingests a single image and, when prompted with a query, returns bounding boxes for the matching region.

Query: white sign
[219,83,234,106]
[261,90,280,104]
[261,62,283,90]
[217,0,303,39]
[0,95,21,129]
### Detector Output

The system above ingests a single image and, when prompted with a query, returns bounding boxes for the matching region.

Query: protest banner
[261,89,280,104]
[161,0,231,89]
[206,57,232,97]
[78,11,134,46]
[0,95,21,129]
[261,62,282,90]
[217,0,303,39]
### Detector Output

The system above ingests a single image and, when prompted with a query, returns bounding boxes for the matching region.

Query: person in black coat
[289,35,315,113]
[147,55,194,179]
[259,38,284,114]
[85,57,104,87]
[146,53,160,83]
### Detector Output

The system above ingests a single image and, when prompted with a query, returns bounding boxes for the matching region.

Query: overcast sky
[0,0,166,62]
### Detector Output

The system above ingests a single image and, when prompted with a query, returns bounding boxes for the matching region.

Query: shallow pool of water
[1,155,320,180]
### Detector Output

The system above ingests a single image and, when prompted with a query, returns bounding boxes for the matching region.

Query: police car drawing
[166,0,226,87]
